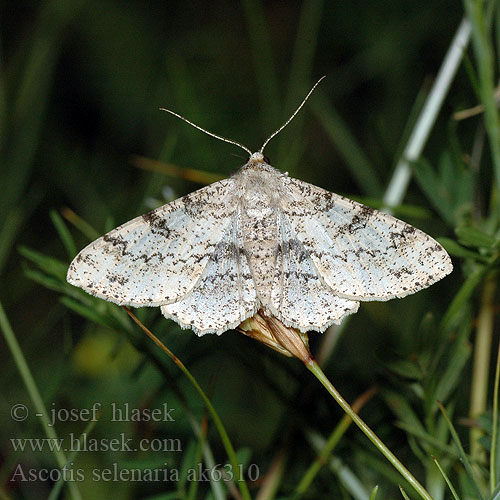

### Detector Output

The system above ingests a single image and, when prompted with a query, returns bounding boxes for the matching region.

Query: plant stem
[439,401,486,500]
[490,341,500,493]
[463,0,500,206]
[0,300,83,500]
[123,307,252,500]
[307,359,435,500]
[314,15,471,372]
[432,456,461,500]
[383,17,471,210]
[295,387,376,495]
[470,276,496,463]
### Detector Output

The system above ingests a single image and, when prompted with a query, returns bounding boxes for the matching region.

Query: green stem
[0,300,83,500]
[438,401,486,500]
[295,387,376,495]
[470,276,496,463]
[432,456,461,500]
[307,359,435,500]
[124,308,252,500]
[383,18,471,210]
[463,0,500,205]
[490,341,500,492]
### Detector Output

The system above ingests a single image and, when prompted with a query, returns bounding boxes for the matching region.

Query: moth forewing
[279,176,453,302]
[66,178,240,308]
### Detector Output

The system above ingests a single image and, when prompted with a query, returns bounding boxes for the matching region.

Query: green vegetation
[1,1,500,499]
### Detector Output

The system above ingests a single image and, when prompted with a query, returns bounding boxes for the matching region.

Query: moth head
[247,152,271,166]
[248,152,265,164]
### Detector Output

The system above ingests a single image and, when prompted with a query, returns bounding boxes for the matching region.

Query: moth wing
[67,178,239,306]
[270,212,359,332]
[161,210,258,335]
[281,177,453,301]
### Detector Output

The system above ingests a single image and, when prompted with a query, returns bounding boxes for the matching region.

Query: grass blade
[276,0,324,172]
[123,307,252,500]
[307,359,435,500]
[470,277,497,464]
[0,300,83,500]
[432,456,461,500]
[47,416,100,500]
[50,210,77,259]
[491,341,500,492]
[383,18,471,209]
[369,485,379,500]
[305,430,370,500]
[242,0,280,125]
[295,387,376,495]
[399,485,411,500]
[61,208,101,241]
[437,401,485,500]
[440,254,500,331]
[463,0,500,206]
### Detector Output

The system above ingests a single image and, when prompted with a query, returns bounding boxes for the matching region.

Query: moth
[67,78,453,335]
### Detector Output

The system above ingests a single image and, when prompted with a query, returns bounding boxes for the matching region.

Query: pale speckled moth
[67,78,453,335]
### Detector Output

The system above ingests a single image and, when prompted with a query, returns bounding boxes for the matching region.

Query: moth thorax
[241,168,281,211]
[241,184,278,239]
[241,180,279,307]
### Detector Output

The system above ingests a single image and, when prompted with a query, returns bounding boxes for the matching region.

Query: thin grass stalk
[383,18,471,210]
[123,307,252,500]
[307,359,435,500]
[311,95,382,196]
[463,0,500,206]
[369,485,379,500]
[304,435,369,500]
[438,401,486,500]
[470,276,497,464]
[491,341,500,492]
[47,417,100,500]
[255,448,286,500]
[144,363,227,500]
[432,456,461,500]
[186,416,207,500]
[440,252,500,331]
[295,387,376,495]
[0,301,83,500]
[185,414,225,500]
[316,18,471,369]
[399,485,412,500]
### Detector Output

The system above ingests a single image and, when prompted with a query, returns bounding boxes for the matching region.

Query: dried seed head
[237,310,313,364]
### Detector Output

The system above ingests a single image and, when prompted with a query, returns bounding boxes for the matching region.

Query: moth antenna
[160,108,252,156]
[259,75,326,154]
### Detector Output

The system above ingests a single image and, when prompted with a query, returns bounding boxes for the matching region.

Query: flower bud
[237,310,313,364]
